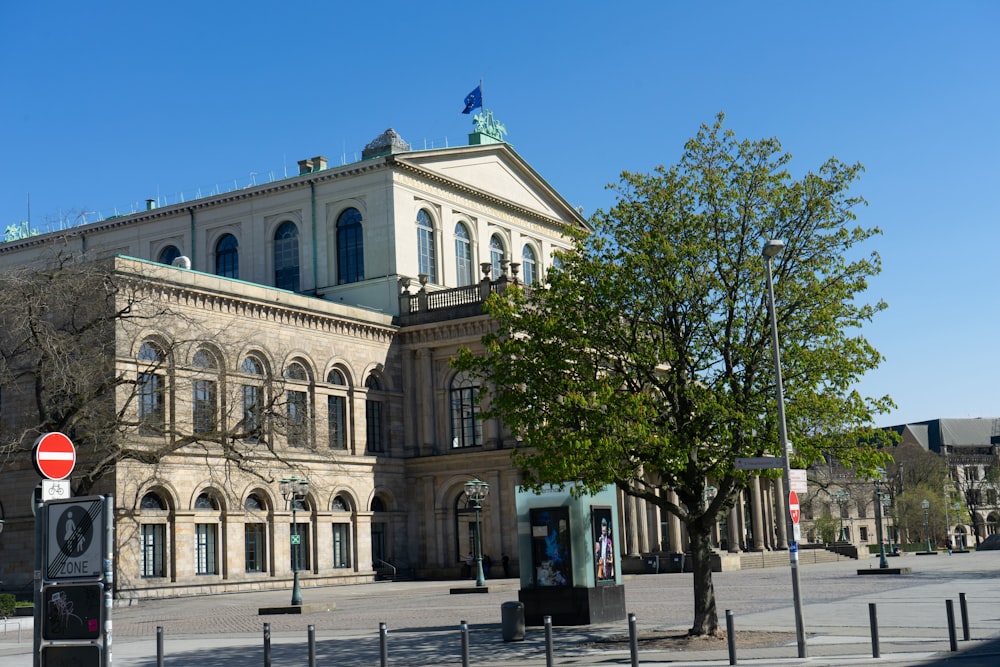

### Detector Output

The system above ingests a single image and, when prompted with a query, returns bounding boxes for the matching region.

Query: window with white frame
[417,209,437,283]
[522,244,538,285]
[454,222,474,286]
[194,492,219,575]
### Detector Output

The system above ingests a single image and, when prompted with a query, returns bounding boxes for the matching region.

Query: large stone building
[0,125,821,601]
[0,126,597,598]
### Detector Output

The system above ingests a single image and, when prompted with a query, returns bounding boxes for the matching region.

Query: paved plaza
[3,551,1000,666]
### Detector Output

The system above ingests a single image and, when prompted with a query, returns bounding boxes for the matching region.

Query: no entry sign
[789,490,801,525]
[33,432,76,481]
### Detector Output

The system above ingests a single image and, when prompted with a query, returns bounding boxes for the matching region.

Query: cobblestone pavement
[4,551,1000,665]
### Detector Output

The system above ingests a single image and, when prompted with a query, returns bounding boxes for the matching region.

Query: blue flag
[462,85,482,114]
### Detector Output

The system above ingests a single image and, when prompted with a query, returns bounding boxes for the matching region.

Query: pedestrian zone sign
[46,496,105,580]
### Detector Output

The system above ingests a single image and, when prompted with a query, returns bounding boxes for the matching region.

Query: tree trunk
[687,522,721,636]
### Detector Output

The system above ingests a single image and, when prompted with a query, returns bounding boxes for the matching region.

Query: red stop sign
[789,490,800,525]
[33,432,76,480]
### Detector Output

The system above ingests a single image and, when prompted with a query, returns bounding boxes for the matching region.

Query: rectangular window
[328,395,347,449]
[242,384,262,441]
[451,387,482,448]
[196,523,218,575]
[366,400,384,452]
[193,379,217,434]
[245,523,266,573]
[287,390,309,447]
[332,523,351,568]
[141,524,166,577]
[138,372,165,435]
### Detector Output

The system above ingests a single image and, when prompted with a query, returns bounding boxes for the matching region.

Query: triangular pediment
[391,144,589,230]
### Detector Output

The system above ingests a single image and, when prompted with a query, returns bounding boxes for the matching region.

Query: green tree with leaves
[455,114,894,636]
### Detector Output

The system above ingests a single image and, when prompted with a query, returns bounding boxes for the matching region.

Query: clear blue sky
[2,2,997,427]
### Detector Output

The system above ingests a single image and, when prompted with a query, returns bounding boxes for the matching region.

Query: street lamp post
[280,476,310,606]
[763,239,807,658]
[831,490,849,543]
[882,495,893,554]
[921,499,931,553]
[464,478,490,587]
[873,470,888,568]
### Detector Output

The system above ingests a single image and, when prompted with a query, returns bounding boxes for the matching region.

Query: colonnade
[617,476,788,556]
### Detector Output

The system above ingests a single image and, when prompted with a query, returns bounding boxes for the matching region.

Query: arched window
[327,369,348,450]
[522,245,538,285]
[490,234,505,280]
[331,494,352,569]
[416,209,437,283]
[215,234,239,279]
[158,245,182,266]
[365,375,385,453]
[244,493,267,573]
[137,342,167,436]
[450,371,482,448]
[191,349,219,435]
[194,492,220,575]
[240,355,266,442]
[284,362,311,447]
[337,208,364,284]
[140,491,169,578]
[454,222,473,286]
[274,221,300,292]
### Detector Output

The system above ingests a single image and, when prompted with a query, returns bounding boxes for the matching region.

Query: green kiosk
[516,484,627,625]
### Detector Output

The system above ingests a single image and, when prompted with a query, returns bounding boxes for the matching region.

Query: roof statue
[362,128,412,160]
[472,110,507,142]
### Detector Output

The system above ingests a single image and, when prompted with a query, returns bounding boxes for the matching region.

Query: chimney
[311,155,328,171]
[297,159,314,175]
[146,199,156,211]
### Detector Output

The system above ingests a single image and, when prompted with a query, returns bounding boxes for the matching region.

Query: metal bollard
[157,625,164,667]
[461,620,470,667]
[946,599,958,652]
[959,592,970,641]
[263,622,271,667]
[726,610,737,665]
[308,624,316,667]
[869,603,880,658]
[380,622,389,667]
[628,613,639,667]
[544,615,554,667]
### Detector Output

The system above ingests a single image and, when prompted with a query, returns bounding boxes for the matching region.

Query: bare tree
[0,252,327,496]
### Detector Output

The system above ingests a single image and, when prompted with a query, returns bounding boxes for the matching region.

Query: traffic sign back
[34,432,76,480]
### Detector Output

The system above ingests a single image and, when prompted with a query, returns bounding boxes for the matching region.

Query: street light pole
[921,499,932,553]
[464,478,490,587]
[280,476,310,606]
[831,490,849,543]
[763,239,807,658]
[873,470,888,568]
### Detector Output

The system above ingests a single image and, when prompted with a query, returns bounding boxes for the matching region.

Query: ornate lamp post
[881,495,893,554]
[921,499,932,553]
[280,476,310,606]
[464,478,490,587]
[831,490,849,543]
[763,239,806,658]
[873,469,888,568]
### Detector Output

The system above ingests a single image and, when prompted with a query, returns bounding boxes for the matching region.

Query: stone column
[774,475,789,549]
[751,477,765,551]
[728,505,742,553]
[668,490,683,553]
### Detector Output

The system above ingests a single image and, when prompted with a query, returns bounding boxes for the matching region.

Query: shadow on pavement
[127,626,585,667]
[923,636,1000,666]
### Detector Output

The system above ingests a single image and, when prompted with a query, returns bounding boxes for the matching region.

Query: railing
[373,559,397,581]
